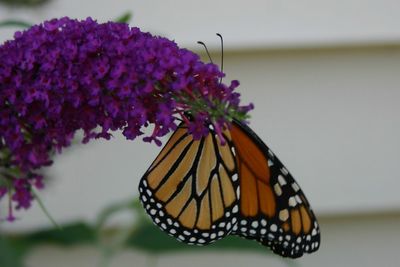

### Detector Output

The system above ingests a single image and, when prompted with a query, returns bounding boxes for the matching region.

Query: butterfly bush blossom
[0,17,253,220]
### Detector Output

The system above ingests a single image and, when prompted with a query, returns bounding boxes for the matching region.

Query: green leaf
[0,236,28,267]
[0,20,32,29]
[0,0,49,6]
[114,12,132,23]
[25,222,96,245]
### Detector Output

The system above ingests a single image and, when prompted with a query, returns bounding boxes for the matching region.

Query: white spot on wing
[312,229,317,236]
[278,175,287,186]
[279,209,289,221]
[295,195,302,204]
[231,173,238,181]
[281,167,289,176]
[288,196,297,207]
[274,183,282,196]
[232,205,239,213]
[292,182,300,192]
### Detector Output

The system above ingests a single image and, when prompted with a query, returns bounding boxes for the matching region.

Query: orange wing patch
[231,124,276,218]
[230,121,320,258]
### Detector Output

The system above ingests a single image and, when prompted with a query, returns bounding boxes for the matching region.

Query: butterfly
[138,120,320,258]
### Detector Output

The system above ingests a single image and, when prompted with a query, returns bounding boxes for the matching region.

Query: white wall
[2,0,400,49]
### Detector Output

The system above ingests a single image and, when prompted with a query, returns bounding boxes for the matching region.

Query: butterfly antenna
[216,33,224,84]
[197,41,214,64]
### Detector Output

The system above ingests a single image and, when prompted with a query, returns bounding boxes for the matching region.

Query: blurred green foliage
[0,20,32,28]
[0,198,275,267]
[0,0,49,7]
[0,236,25,267]
[0,12,132,31]
[0,211,267,267]
[114,12,132,24]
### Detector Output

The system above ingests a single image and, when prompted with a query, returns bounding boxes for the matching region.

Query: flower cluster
[0,17,253,220]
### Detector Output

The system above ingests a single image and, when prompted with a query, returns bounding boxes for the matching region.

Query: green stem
[31,188,62,230]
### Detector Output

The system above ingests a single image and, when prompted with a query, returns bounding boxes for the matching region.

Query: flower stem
[31,188,62,230]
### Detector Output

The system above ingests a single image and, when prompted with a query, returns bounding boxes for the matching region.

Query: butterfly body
[139,120,320,258]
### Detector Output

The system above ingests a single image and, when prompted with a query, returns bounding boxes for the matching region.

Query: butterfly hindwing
[139,124,240,245]
[230,121,320,258]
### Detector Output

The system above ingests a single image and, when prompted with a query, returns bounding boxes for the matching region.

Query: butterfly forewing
[230,121,320,258]
[139,124,240,245]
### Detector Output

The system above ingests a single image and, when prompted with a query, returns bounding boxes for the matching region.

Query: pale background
[1,1,400,266]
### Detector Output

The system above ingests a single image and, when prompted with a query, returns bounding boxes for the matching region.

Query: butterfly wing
[139,124,240,245]
[230,121,320,258]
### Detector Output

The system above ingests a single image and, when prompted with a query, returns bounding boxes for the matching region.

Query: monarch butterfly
[138,120,320,258]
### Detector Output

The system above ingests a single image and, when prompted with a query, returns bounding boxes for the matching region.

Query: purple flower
[0,17,253,219]
[188,114,210,140]
[12,179,34,210]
